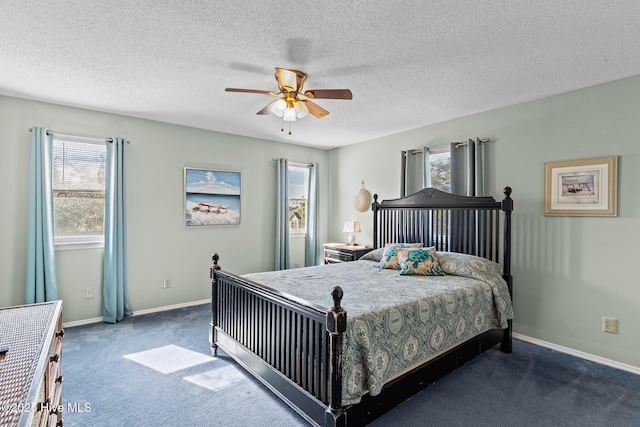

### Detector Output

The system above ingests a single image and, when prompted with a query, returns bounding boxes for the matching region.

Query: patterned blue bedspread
[244,252,513,405]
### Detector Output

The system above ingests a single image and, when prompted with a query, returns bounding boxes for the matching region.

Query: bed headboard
[372,187,513,283]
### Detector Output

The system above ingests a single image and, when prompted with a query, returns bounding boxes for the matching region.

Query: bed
[209,187,514,426]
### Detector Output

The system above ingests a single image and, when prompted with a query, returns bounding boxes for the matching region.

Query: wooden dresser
[0,301,64,427]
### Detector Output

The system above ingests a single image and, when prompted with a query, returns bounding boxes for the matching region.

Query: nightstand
[323,243,374,264]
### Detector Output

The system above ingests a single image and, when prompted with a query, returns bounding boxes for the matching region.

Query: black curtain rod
[28,128,130,144]
[271,158,314,167]
[404,138,490,154]
[453,137,490,148]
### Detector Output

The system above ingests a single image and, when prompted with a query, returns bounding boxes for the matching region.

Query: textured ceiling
[2,1,640,149]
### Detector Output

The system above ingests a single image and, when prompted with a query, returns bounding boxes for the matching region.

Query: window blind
[52,139,106,192]
[52,138,107,241]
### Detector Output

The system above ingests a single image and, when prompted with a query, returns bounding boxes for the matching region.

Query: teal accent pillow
[396,246,445,276]
[377,243,422,270]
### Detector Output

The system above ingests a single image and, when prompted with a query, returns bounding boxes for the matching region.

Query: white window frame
[55,235,103,251]
[288,162,310,238]
[52,136,106,250]
[429,149,450,161]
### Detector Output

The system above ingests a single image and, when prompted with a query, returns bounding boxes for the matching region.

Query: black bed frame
[210,187,513,426]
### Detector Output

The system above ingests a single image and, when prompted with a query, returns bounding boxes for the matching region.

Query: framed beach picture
[184,168,241,226]
[544,156,617,216]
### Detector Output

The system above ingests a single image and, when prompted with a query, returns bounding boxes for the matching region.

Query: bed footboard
[210,254,346,427]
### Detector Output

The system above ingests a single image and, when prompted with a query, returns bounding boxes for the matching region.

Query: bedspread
[243,252,513,405]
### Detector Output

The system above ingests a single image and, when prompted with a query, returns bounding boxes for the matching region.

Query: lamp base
[348,233,357,245]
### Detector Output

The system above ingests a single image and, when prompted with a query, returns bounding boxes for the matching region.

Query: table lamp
[343,221,361,245]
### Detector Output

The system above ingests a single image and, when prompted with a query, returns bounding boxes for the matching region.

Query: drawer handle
[56,329,65,338]
[325,249,343,255]
[50,353,60,363]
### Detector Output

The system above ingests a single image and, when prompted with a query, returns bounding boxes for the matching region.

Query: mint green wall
[328,75,640,369]
[0,96,328,322]
[3,74,639,368]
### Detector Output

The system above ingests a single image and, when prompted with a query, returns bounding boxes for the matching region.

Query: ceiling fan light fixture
[271,99,287,117]
[227,67,352,134]
[283,107,297,122]
[294,100,309,119]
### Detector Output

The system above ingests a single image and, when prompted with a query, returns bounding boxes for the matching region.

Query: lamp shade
[343,221,360,245]
[343,221,361,233]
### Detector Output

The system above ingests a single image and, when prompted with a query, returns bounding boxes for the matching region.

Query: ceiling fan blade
[303,89,352,100]
[256,100,277,115]
[301,99,330,118]
[225,88,278,95]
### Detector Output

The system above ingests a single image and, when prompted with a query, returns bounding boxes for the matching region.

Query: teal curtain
[450,138,486,253]
[450,138,485,196]
[275,158,290,270]
[471,138,485,196]
[305,163,319,266]
[25,126,58,303]
[450,142,465,195]
[401,147,430,196]
[103,137,132,323]
[423,148,431,188]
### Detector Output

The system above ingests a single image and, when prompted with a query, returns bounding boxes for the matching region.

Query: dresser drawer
[324,248,355,262]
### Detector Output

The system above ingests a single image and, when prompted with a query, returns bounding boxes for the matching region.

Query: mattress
[244,251,513,405]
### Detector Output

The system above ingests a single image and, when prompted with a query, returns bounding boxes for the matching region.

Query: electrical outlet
[163,278,171,289]
[603,316,617,334]
[85,287,93,299]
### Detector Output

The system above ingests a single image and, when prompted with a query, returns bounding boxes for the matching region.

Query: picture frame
[544,156,617,216]
[184,167,241,226]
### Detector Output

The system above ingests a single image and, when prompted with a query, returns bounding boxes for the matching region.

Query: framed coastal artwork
[184,167,241,226]
[544,156,617,216]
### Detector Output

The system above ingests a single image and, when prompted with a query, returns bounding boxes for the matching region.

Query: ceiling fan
[225,67,353,134]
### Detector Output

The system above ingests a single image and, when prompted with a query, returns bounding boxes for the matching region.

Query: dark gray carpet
[61,303,640,426]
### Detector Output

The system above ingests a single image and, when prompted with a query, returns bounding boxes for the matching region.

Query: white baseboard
[62,298,212,328]
[513,332,640,376]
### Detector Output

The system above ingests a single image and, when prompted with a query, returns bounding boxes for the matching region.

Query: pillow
[396,246,445,276]
[377,243,422,270]
[436,251,503,279]
[359,247,385,262]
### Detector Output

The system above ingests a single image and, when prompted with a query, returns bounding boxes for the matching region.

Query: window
[288,163,310,235]
[402,146,451,196]
[427,147,451,250]
[428,148,451,192]
[52,138,106,248]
